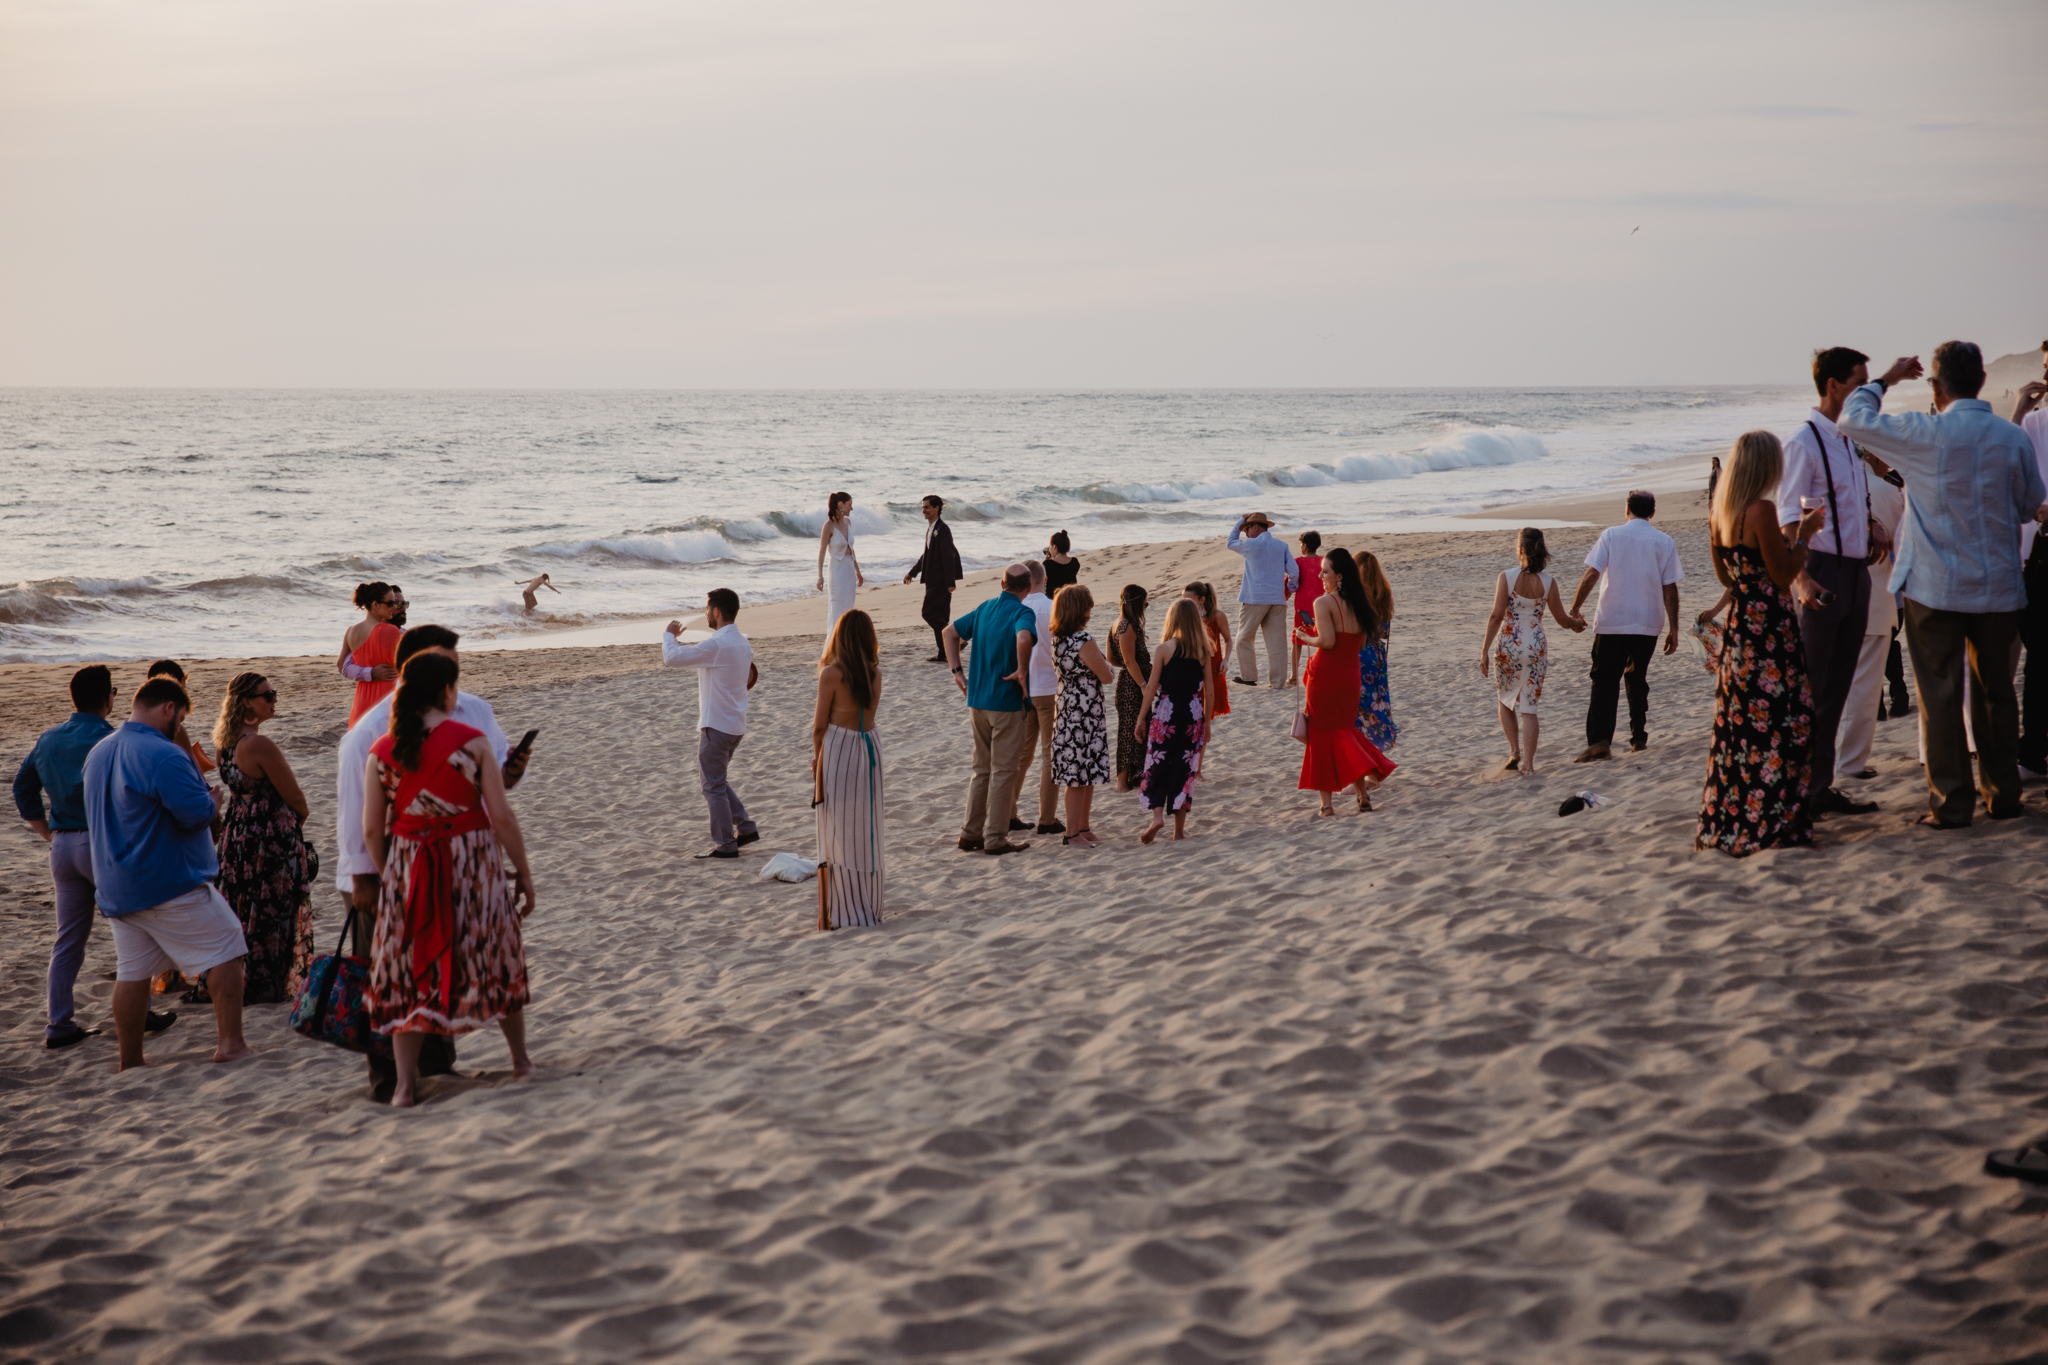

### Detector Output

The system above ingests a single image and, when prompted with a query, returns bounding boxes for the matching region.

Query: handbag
[1291,707,1309,742]
[290,911,386,1056]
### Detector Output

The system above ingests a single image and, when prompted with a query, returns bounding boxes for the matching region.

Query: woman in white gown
[816,490,864,634]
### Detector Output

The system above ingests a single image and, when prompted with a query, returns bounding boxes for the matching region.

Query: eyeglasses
[253,690,278,702]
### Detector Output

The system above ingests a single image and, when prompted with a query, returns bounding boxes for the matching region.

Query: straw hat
[1240,511,1276,528]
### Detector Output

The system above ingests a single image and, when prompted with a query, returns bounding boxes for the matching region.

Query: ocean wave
[522,530,736,565]
[0,576,163,627]
[763,505,897,537]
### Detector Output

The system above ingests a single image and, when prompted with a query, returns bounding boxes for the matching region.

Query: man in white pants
[1834,458,1908,782]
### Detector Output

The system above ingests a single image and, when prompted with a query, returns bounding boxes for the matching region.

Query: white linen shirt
[1584,517,1683,637]
[2020,409,2048,562]
[335,690,508,891]
[1022,592,1056,697]
[1777,409,1870,561]
[1864,475,1906,634]
[662,623,754,736]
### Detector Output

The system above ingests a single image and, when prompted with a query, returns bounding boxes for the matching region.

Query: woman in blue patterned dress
[1354,549,1398,750]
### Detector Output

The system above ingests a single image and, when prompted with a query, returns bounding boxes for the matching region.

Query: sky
[1,0,2043,388]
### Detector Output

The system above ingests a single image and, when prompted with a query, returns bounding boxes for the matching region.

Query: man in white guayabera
[664,589,760,859]
[1568,490,1683,763]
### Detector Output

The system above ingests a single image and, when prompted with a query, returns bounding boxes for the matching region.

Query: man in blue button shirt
[943,564,1039,854]
[1226,511,1300,687]
[1841,342,2048,827]
[83,675,254,1070]
[13,665,118,1048]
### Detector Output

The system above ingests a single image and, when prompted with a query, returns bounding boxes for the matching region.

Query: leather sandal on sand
[1984,1143,2048,1184]
[1357,792,1373,812]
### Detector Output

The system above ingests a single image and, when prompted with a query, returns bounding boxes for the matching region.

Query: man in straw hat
[1226,512,1299,688]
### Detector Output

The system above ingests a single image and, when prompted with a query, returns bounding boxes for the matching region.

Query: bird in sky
[1630,225,1640,235]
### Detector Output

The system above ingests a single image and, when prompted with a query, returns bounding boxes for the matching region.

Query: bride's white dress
[825,521,857,634]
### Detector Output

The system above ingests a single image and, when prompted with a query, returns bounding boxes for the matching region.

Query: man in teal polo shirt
[943,563,1039,854]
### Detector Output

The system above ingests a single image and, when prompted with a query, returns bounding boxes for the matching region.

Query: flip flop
[1983,1143,2048,1184]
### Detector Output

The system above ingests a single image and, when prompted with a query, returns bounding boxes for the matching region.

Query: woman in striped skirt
[811,609,885,929]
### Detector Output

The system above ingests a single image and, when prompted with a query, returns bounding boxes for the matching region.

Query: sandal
[1061,829,1098,848]
[1357,792,1373,812]
[1984,1143,2048,1184]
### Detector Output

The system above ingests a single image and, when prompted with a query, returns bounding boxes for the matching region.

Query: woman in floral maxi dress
[200,672,315,1005]
[1697,430,1826,856]
[364,652,537,1107]
[1135,599,1216,844]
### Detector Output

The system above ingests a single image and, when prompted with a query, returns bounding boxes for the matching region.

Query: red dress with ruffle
[1298,631,1397,791]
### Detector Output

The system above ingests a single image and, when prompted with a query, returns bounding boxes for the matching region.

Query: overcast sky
[2,0,2043,388]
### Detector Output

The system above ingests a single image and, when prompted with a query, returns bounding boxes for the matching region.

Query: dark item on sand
[1983,1144,2048,1184]
[1558,795,1587,817]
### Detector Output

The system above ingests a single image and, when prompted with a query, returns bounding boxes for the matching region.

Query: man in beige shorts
[83,676,255,1070]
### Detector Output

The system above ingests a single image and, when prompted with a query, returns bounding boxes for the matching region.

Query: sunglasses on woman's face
[254,690,278,702]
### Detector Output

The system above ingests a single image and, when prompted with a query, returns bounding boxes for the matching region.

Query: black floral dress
[215,741,316,1003]
[1052,631,1111,787]
[1696,545,1815,856]
[1138,650,1208,812]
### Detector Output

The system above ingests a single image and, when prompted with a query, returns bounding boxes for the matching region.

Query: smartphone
[513,729,539,757]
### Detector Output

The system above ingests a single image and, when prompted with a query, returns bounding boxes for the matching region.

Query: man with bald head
[943,564,1039,855]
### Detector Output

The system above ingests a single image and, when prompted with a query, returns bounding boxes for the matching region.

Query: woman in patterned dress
[363,652,535,1108]
[1479,528,1584,775]
[812,609,885,929]
[1050,585,1114,849]
[1135,598,1215,844]
[203,672,315,1005]
[1354,549,1399,751]
[1697,430,1825,856]
[1109,585,1151,792]
[1294,550,1398,815]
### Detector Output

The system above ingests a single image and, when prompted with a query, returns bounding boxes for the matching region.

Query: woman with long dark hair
[1109,584,1151,792]
[1480,528,1584,774]
[339,581,404,726]
[1354,549,1398,750]
[363,651,535,1107]
[812,608,885,928]
[817,491,865,635]
[1292,549,1397,815]
[1184,581,1232,719]
[207,672,315,1004]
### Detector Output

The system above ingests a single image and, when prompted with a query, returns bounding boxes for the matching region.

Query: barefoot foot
[213,1041,257,1064]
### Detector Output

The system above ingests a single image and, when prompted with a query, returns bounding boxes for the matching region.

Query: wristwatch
[952,666,964,674]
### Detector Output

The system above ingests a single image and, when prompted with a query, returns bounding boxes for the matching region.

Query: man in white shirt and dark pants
[1834,461,1908,782]
[1010,560,1064,836]
[664,588,759,859]
[1780,346,1881,820]
[1568,491,1683,762]
[2009,344,2048,774]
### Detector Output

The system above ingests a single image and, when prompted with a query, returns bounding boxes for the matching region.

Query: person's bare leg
[112,979,151,1071]
[1315,789,1335,816]
[1170,809,1189,840]
[1520,714,1541,775]
[1141,807,1165,843]
[502,1009,534,1078]
[1288,637,1302,686]
[393,1032,425,1107]
[1497,703,1521,764]
[205,960,255,1063]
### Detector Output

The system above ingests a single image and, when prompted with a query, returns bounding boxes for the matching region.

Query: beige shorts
[110,884,248,983]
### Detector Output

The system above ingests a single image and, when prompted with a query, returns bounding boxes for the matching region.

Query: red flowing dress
[1298,631,1397,791]
[1203,615,1231,717]
[349,621,403,726]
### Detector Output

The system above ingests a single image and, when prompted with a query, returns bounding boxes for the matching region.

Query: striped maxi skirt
[816,723,885,929]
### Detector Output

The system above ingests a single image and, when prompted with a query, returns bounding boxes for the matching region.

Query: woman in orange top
[339,581,405,726]
[1183,581,1232,718]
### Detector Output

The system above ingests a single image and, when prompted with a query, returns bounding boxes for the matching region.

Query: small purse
[289,912,385,1056]
[1291,708,1309,742]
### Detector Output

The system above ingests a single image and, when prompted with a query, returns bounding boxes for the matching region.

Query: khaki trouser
[1235,601,1290,685]
[1903,598,2022,825]
[1011,694,1058,826]
[963,707,1031,845]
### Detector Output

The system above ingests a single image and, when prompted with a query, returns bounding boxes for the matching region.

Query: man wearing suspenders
[1779,347,1884,820]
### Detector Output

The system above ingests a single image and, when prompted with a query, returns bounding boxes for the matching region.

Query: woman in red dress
[1293,548,1396,815]
[1184,581,1232,719]
[339,581,405,726]
[363,652,536,1107]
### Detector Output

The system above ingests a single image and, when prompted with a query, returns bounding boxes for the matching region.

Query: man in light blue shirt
[1841,342,2048,827]
[83,676,253,1070]
[1226,511,1300,687]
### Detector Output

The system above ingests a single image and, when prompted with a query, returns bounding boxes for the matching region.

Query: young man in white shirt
[1835,461,1909,782]
[664,588,759,859]
[1009,560,1064,836]
[2010,343,2048,774]
[1568,491,1683,763]
[1779,346,1881,819]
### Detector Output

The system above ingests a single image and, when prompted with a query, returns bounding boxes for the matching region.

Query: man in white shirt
[1567,491,1683,762]
[1835,461,1909,783]
[1009,560,1063,836]
[2010,344,2048,774]
[334,623,520,1094]
[1778,347,1881,819]
[663,588,759,859]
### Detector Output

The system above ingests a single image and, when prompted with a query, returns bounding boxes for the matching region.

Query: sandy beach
[5,520,2047,1363]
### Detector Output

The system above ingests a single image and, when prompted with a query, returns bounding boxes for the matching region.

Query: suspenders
[1804,420,1869,559]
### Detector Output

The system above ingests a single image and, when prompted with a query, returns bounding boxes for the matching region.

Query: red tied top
[371,720,491,1016]
[348,622,403,726]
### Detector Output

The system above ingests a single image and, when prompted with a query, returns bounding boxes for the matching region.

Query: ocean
[1,386,1806,664]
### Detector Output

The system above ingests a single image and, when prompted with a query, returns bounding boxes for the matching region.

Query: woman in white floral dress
[1479,528,1584,775]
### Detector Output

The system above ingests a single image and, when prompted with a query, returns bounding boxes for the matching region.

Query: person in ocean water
[513,574,560,613]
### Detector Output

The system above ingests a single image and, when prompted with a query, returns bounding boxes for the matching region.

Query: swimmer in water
[514,574,561,613]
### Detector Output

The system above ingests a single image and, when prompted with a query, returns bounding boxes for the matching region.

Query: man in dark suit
[904,494,963,662]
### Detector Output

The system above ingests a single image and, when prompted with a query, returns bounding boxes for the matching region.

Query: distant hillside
[1986,347,2045,407]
